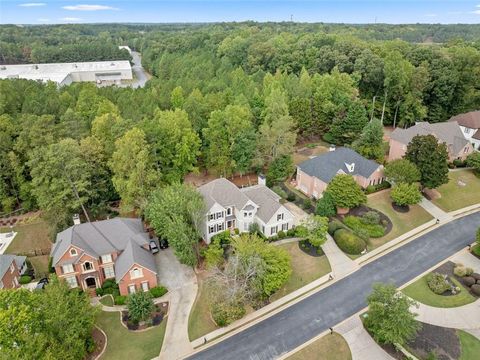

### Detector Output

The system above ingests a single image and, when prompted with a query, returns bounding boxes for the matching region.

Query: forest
[1,22,480,231]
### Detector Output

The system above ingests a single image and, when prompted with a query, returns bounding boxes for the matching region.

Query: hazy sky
[1,1,480,25]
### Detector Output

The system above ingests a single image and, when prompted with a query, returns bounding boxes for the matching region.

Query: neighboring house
[50,218,157,296]
[0,254,26,290]
[198,178,295,243]
[388,121,474,162]
[296,147,384,198]
[448,111,480,150]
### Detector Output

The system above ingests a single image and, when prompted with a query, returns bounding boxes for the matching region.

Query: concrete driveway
[155,248,198,360]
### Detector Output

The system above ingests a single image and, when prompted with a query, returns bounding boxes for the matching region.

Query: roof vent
[345,163,355,173]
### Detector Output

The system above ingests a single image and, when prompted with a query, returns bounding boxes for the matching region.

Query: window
[208,225,215,234]
[141,282,149,292]
[248,212,252,217]
[282,223,289,231]
[62,264,74,274]
[217,223,224,231]
[270,226,278,235]
[244,212,247,217]
[464,146,469,153]
[101,254,112,264]
[243,222,249,231]
[69,248,77,256]
[83,262,93,272]
[130,268,143,279]
[103,265,115,279]
[277,213,284,221]
[216,212,223,219]
[226,207,232,216]
[464,127,470,134]
[10,263,15,273]
[262,225,265,234]
[128,284,136,294]
[65,276,78,288]
[208,213,214,221]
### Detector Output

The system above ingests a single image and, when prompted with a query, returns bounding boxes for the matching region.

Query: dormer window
[226,207,232,216]
[70,248,77,256]
[130,267,143,279]
[83,261,93,272]
[345,163,355,173]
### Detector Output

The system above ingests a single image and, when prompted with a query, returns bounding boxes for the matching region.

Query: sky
[1,1,480,25]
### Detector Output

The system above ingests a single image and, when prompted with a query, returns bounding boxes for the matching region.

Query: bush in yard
[361,211,381,225]
[466,152,480,175]
[286,228,296,237]
[327,174,366,210]
[328,219,346,235]
[303,199,312,210]
[384,159,421,185]
[114,295,127,305]
[211,301,246,327]
[296,215,328,247]
[127,292,154,323]
[390,183,422,206]
[272,186,287,199]
[471,284,480,296]
[286,192,296,202]
[333,229,366,255]
[95,288,105,296]
[343,216,385,238]
[473,245,480,257]
[19,275,32,284]
[203,241,224,269]
[454,266,467,277]
[277,230,286,239]
[426,273,450,295]
[150,286,168,298]
[294,225,306,236]
[211,230,232,247]
[266,155,294,187]
[315,192,336,217]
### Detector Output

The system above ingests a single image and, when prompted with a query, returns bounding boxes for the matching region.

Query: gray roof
[198,178,250,211]
[51,218,149,266]
[241,186,283,223]
[114,239,157,282]
[0,255,25,279]
[298,147,381,183]
[390,122,469,155]
[449,111,480,129]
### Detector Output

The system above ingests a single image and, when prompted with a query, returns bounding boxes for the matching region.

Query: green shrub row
[333,229,366,255]
[343,216,385,238]
[365,181,391,195]
[150,286,168,298]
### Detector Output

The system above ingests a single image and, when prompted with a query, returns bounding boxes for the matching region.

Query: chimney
[258,173,266,186]
[73,214,81,225]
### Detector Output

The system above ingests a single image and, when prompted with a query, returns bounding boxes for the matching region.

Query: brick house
[388,122,474,162]
[0,254,26,290]
[296,147,384,198]
[448,111,480,151]
[50,218,157,295]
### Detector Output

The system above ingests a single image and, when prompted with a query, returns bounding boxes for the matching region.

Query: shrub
[85,336,95,353]
[466,267,474,276]
[426,273,450,295]
[328,220,345,235]
[114,295,127,305]
[294,225,307,237]
[272,186,287,199]
[234,228,239,235]
[452,159,466,168]
[315,192,336,217]
[95,288,105,296]
[390,183,422,206]
[303,199,312,210]
[365,181,391,195]
[203,241,224,268]
[19,275,32,285]
[333,229,366,255]
[127,292,154,323]
[473,244,480,257]
[269,235,278,242]
[211,301,246,327]
[471,284,480,296]
[343,216,385,238]
[454,266,467,277]
[211,231,231,247]
[286,193,296,202]
[150,286,168,298]
[361,211,381,225]
[463,276,475,287]
[102,279,116,289]
[277,230,286,239]
[286,228,296,237]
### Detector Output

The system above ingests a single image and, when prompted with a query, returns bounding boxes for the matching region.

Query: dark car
[159,238,169,250]
[35,277,49,290]
[149,240,159,254]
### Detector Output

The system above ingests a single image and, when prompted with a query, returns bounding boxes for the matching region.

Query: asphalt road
[188,212,480,360]
[128,51,149,88]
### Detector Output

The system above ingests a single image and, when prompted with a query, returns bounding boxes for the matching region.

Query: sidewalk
[322,234,359,278]
[419,198,452,222]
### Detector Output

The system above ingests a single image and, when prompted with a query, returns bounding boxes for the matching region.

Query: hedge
[19,275,32,284]
[328,219,346,235]
[343,216,385,238]
[150,286,168,298]
[365,181,391,195]
[114,295,127,305]
[333,229,366,255]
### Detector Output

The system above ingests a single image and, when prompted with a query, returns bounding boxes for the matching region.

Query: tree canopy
[327,174,367,209]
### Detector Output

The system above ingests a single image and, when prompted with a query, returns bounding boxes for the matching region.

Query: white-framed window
[243,222,249,231]
[208,225,215,234]
[243,212,247,217]
[282,223,289,231]
[248,212,252,217]
[83,261,94,272]
[65,275,78,288]
[69,248,77,256]
[464,127,470,134]
[277,213,284,221]
[103,265,115,279]
[217,223,224,231]
[128,284,136,294]
[270,226,278,235]
[10,263,15,273]
[141,282,149,292]
[208,213,214,221]
[226,207,232,216]
[130,268,143,279]
[101,254,112,264]
[216,212,223,219]
[62,264,74,274]
[262,225,265,234]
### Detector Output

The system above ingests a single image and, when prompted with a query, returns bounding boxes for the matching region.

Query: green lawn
[96,311,167,360]
[28,255,50,278]
[458,330,480,360]
[402,275,476,308]
[432,170,480,211]
[287,333,352,360]
[366,190,433,250]
[188,275,218,341]
[99,295,114,307]
[270,242,331,302]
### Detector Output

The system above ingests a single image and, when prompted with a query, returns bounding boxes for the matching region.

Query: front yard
[96,310,167,360]
[432,170,480,212]
[188,273,219,341]
[287,332,351,360]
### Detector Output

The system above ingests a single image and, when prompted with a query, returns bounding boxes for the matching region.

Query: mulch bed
[391,202,410,213]
[121,302,169,331]
[434,261,479,298]
[337,205,393,236]
[84,327,106,360]
[298,239,324,257]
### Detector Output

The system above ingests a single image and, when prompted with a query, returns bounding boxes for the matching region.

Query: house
[296,147,384,198]
[198,178,295,242]
[0,254,26,290]
[449,111,480,150]
[50,218,157,295]
[388,122,474,162]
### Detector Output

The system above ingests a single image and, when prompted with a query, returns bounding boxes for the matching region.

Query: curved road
[188,212,480,360]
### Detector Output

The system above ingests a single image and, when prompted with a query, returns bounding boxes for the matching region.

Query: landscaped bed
[84,327,107,360]
[432,170,480,212]
[121,302,168,331]
[286,332,352,360]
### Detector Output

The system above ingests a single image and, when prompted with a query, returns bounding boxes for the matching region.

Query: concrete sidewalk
[322,235,359,278]
[419,198,452,222]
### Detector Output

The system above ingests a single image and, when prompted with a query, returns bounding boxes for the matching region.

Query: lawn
[366,190,433,250]
[287,332,352,360]
[270,242,331,302]
[96,311,167,360]
[432,170,480,212]
[188,274,218,341]
[402,275,476,308]
[99,295,114,307]
[458,330,480,360]
[28,255,50,278]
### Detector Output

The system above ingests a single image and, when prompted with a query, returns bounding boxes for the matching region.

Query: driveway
[155,248,198,360]
[188,211,480,360]
[129,51,149,88]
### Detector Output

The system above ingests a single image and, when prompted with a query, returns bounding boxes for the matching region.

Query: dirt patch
[423,188,441,201]
[408,322,461,360]
[298,240,324,257]
[84,327,106,360]
[121,302,169,331]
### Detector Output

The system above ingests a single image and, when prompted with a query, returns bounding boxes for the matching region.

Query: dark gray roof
[114,239,157,282]
[198,178,250,210]
[51,218,149,265]
[0,255,25,279]
[241,186,284,223]
[298,147,381,183]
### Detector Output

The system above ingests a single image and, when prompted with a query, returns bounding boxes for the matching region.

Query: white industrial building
[0,60,133,86]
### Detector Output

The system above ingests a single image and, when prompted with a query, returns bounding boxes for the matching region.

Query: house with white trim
[449,111,480,150]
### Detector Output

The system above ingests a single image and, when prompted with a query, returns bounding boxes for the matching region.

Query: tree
[327,175,367,209]
[110,128,160,212]
[384,159,421,185]
[466,152,480,175]
[328,100,369,145]
[127,291,155,323]
[266,155,294,186]
[145,183,205,266]
[203,240,225,269]
[296,215,329,248]
[364,283,421,346]
[390,183,422,206]
[405,135,449,189]
[353,119,384,161]
[315,192,337,217]
[170,86,185,109]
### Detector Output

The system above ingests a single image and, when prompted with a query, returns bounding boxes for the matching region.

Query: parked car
[35,277,49,290]
[149,240,159,254]
[159,238,169,250]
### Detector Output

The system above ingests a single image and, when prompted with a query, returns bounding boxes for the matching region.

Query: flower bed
[121,302,169,331]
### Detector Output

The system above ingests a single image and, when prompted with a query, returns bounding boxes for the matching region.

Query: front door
[227,220,235,229]
[85,277,96,288]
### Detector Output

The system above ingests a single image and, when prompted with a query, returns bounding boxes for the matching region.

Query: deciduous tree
[384,159,421,185]
[327,174,367,210]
